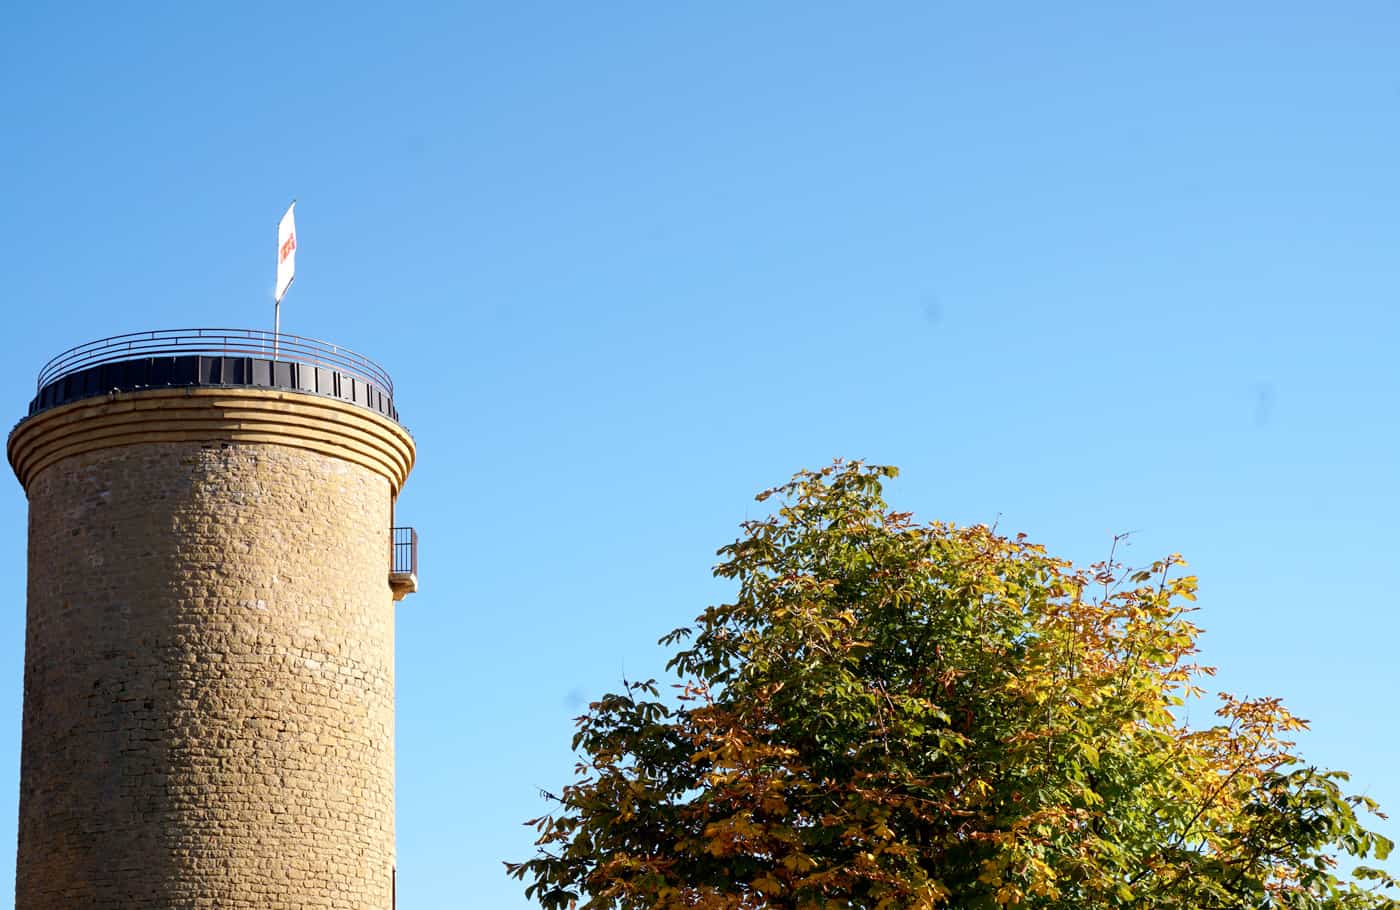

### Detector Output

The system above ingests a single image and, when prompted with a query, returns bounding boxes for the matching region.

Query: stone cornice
[8,387,416,494]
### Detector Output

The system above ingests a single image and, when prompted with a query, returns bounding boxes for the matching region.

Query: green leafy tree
[508,461,1395,909]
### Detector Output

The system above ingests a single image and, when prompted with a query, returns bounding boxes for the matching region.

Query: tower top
[26,327,399,423]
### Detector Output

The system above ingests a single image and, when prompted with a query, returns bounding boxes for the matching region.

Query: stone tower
[7,329,417,909]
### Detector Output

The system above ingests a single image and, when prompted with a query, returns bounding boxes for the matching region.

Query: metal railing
[36,328,394,397]
[391,527,418,577]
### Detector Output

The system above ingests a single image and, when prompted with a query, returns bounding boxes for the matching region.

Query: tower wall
[9,388,415,909]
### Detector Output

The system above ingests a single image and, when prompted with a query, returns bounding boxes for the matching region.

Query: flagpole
[273,298,281,360]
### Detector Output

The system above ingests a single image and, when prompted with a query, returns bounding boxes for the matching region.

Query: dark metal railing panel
[25,329,404,424]
[36,328,394,397]
[391,527,418,577]
[25,354,400,423]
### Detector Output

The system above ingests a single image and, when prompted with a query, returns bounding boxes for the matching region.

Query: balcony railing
[391,527,418,578]
[36,327,394,397]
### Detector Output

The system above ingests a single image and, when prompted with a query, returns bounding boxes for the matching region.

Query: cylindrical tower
[7,330,416,909]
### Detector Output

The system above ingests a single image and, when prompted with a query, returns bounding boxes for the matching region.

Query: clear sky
[1,3,1397,906]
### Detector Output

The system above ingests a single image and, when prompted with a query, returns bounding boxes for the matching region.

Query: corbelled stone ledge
[8,387,416,494]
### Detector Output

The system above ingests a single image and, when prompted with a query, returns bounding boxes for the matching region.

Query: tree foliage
[508,461,1395,909]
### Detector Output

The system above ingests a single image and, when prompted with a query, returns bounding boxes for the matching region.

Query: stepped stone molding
[9,387,415,494]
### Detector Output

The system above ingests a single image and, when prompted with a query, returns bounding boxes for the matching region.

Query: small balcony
[390,527,418,601]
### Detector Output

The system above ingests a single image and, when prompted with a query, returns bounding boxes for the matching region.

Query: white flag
[275,202,297,303]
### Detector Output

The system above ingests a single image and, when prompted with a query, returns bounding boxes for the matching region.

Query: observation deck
[26,328,399,423]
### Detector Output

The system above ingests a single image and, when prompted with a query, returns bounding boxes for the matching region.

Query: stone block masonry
[8,388,415,909]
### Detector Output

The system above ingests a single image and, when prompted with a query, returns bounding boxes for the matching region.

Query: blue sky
[2,2,1397,905]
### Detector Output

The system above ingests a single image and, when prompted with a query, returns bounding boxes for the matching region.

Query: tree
[507,461,1395,909]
